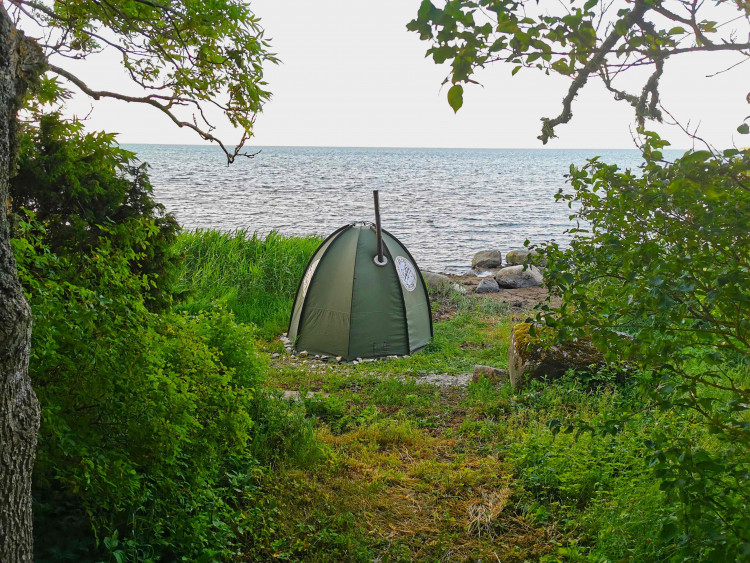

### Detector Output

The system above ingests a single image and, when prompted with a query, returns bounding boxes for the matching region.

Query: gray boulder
[495,265,543,289]
[422,271,451,292]
[472,249,503,270]
[475,278,500,294]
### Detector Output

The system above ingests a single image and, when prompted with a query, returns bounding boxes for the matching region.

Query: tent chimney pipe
[373,190,384,265]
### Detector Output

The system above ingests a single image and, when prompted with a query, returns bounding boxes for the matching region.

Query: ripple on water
[127,145,654,273]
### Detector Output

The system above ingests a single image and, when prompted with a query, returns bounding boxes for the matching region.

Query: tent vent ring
[373,255,388,267]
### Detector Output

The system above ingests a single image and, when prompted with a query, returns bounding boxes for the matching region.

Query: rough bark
[0,6,45,561]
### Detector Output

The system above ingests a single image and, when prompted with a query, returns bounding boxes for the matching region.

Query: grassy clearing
[175,232,742,561]
[244,295,686,561]
[248,343,713,561]
[173,229,322,338]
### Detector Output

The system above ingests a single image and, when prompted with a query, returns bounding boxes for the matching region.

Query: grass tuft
[173,229,322,337]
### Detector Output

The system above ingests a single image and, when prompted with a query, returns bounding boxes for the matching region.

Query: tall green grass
[174,229,322,337]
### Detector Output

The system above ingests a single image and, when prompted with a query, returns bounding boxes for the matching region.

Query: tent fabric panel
[288,224,349,343]
[382,230,432,352]
[348,226,409,359]
[294,308,351,358]
[295,225,359,355]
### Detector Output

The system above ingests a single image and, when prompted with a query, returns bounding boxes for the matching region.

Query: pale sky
[55,0,749,150]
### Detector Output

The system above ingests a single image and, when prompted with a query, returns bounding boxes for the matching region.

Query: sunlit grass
[173,229,322,338]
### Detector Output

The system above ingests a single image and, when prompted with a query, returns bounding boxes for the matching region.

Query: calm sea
[127,145,653,273]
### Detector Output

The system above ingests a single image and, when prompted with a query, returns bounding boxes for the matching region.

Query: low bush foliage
[11,112,181,310]
[14,213,322,561]
[533,134,750,559]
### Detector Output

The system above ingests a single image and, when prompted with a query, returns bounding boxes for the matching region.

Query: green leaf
[583,0,598,10]
[551,59,571,75]
[447,84,464,113]
[737,123,749,135]
[417,0,437,21]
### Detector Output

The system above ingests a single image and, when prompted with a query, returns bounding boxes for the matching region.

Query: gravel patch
[414,372,472,387]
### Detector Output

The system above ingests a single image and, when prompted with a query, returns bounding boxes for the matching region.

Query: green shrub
[11,113,181,310]
[12,216,322,561]
[174,229,322,337]
[502,378,684,560]
[533,134,750,558]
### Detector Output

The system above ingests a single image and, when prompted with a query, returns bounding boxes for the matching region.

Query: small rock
[463,269,479,277]
[271,353,280,359]
[472,365,508,384]
[452,283,467,293]
[282,389,330,401]
[422,271,451,292]
[472,249,503,270]
[298,351,309,358]
[476,278,501,294]
[495,265,543,289]
[335,356,343,363]
[282,332,288,337]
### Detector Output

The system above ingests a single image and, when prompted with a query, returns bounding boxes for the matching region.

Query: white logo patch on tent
[395,256,417,292]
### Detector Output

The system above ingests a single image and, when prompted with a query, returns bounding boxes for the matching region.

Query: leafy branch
[10,0,278,163]
[409,0,750,142]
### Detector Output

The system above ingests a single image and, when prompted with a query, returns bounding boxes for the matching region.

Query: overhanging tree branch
[47,64,258,163]
[10,0,275,164]
[538,0,650,143]
[410,0,750,143]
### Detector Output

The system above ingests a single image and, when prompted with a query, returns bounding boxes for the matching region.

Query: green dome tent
[288,196,432,360]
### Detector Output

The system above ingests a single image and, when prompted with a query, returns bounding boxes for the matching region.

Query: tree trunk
[0,7,44,561]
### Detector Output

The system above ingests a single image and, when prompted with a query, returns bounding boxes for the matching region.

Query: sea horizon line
[121,143,686,151]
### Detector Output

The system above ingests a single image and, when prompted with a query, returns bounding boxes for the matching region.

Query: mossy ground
[237,290,721,561]
[248,298,555,561]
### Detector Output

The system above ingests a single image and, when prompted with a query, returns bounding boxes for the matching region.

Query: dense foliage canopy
[11,111,180,309]
[533,135,750,558]
[10,123,321,560]
[0,0,284,559]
